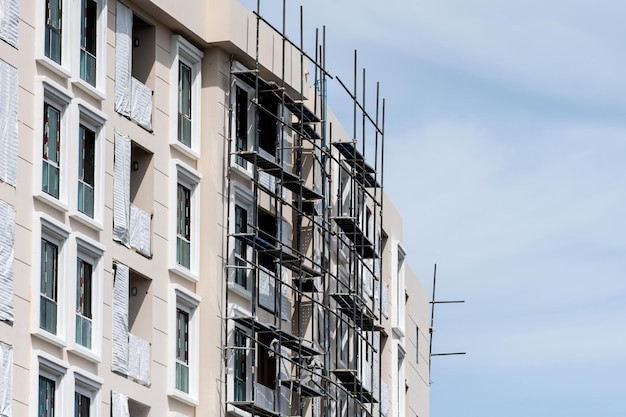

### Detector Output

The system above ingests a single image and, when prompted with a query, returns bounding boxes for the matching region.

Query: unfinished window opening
[129,142,153,213]
[128,398,150,417]
[258,96,278,157]
[257,332,277,389]
[131,15,154,88]
[128,270,151,341]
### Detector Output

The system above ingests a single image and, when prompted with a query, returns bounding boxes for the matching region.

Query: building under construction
[0,1,431,417]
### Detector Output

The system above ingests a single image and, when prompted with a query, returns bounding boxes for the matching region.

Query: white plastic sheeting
[128,333,150,385]
[0,201,14,323]
[114,1,132,117]
[113,132,131,246]
[0,0,19,47]
[380,380,389,417]
[258,148,275,192]
[256,384,273,412]
[111,264,129,374]
[373,280,380,318]
[129,204,151,257]
[0,60,18,185]
[258,268,275,312]
[0,342,12,417]
[280,268,290,321]
[130,77,152,131]
[278,346,291,415]
[111,392,130,417]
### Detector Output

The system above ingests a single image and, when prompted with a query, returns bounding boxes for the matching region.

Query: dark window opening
[258,96,278,156]
[257,332,277,389]
[257,210,277,271]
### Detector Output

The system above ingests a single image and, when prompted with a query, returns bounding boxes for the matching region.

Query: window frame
[169,285,201,405]
[170,35,203,158]
[72,368,103,417]
[38,0,72,78]
[72,0,107,98]
[230,72,255,174]
[71,100,106,230]
[170,161,201,282]
[227,304,253,405]
[35,79,73,212]
[33,215,70,346]
[392,243,406,336]
[34,352,69,417]
[228,183,254,296]
[70,233,105,362]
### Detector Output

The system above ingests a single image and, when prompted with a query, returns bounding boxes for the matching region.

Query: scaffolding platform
[233,317,322,357]
[333,217,378,258]
[331,369,376,403]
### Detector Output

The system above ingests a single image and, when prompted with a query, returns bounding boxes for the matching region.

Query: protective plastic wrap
[129,204,151,257]
[0,60,18,185]
[113,132,131,245]
[111,264,129,374]
[0,342,12,417]
[114,1,132,117]
[111,392,129,417]
[0,0,19,47]
[130,77,153,131]
[0,201,14,323]
[128,333,150,385]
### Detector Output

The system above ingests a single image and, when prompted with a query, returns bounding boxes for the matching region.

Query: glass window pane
[45,0,62,64]
[39,376,56,417]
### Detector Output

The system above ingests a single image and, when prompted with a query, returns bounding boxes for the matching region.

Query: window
[75,257,92,349]
[397,345,406,417]
[79,0,97,86]
[178,62,191,146]
[234,85,248,168]
[74,391,90,417]
[233,327,248,401]
[45,0,62,64]
[77,125,95,217]
[39,375,56,417]
[171,35,203,154]
[74,370,102,417]
[393,244,406,335]
[42,103,61,199]
[74,102,106,226]
[171,161,201,280]
[40,238,59,334]
[36,215,70,343]
[37,354,68,417]
[39,81,72,208]
[176,184,191,269]
[175,307,189,392]
[257,333,276,389]
[415,326,419,364]
[171,285,200,403]
[234,205,248,288]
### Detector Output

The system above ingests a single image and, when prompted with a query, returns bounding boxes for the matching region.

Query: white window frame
[33,352,69,417]
[228,183,254,297]
[70,100,106,230]
[230,67,255,176]
[35,78,73,212]
[169,285,201,405]
[33,214,71,347]
[37,0,72,78]
[226,304,253,406]
[170,35,203,158]
[392,242,406,337]
[71,0,107,99]
[169,161,201,282]
[72,368,103,417]
[69,233,105,362]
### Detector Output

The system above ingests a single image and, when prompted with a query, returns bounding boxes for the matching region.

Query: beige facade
[0,1,430,417]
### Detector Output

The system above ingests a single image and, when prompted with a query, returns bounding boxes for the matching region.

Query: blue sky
[242,1,626,415]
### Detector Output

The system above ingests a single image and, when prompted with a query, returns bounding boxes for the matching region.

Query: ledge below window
[168,390,199,407]
[169,266,199,283]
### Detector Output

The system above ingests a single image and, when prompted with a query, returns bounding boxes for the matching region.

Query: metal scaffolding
[223,2,386,416]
